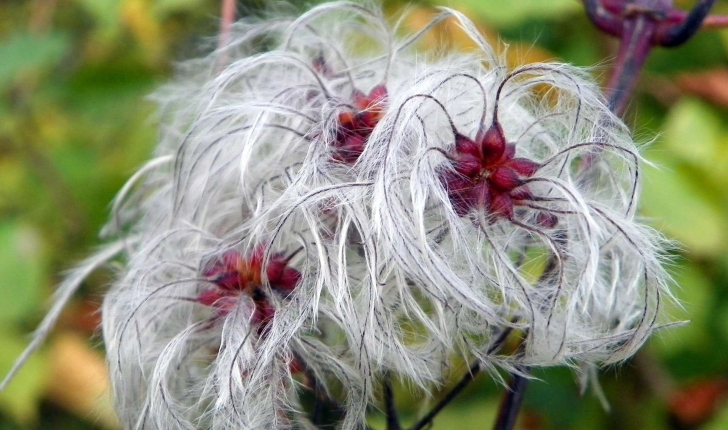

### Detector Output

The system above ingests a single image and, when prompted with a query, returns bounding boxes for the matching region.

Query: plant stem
[492,370,530,430]
[295,353,352,428]
[585,0,718,116]
[659,0,717,47]
[703,14,728,29]
[310,372,325,426]
[219,0,236,51]
[409,327,513,430]
[384,374,401,430]
[606,9,656,117]
[409,360,481,430]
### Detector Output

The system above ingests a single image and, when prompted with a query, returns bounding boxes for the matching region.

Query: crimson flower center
[196,247,301,333]
[440,123,544,221]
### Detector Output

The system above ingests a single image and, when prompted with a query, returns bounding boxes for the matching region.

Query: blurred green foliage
[1,0,728,429]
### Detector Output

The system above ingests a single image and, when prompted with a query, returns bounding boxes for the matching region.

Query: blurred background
[1,0,728,429]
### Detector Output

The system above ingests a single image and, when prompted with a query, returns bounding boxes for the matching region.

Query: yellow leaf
[393,6,554,67]
[122,0,165,65]
[45,332,120,429]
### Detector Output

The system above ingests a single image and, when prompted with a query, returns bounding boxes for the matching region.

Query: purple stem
[583,0,623,36]
[606,6,657,116]
[585,0,718,116]
[658,0,717,46]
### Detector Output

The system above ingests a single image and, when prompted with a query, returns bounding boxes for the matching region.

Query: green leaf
[662,98,722,170]
[641,151,726,256]
[453,0,581,28]
[369,396,499,430]
[650,262,712,355]
[0,158,30,214]
[72,0,123,37]
[0,32,70,91]
[0,329,49,425]
[704,403,728,430]
[526,367,604,430]
[153,0,206,17]
[0,222,46,324]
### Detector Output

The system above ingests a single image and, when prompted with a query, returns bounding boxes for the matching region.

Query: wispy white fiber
[0,241,127,391]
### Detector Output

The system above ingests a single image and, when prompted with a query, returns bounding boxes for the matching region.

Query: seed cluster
[332,85,388,164]
[198,247,300,331]
[81,3,671,429]
[441,123,541,220]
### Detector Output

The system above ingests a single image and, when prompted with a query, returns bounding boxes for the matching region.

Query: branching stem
[583,0,718,116]
[607,9,656,116]
[409,327,513,430]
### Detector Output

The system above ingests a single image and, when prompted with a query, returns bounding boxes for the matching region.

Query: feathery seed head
[103,4,671,425]
[0,3,675,429]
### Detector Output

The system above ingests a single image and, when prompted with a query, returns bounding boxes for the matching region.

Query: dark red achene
[440,122,543,222]
[332,85,387,164]
[197,246,300,335]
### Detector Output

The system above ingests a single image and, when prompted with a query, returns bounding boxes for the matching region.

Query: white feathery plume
[363,51,670,369]
[0,241,126,392]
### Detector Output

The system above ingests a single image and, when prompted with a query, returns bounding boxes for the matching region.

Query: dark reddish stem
[218,0,236,51]
[583,0,623,36]
[384,375,401,430]
[703,14,728,29]
[607,8,657,117]
[409,360,481,430]
[658,0,717,47]
[409,327,513,430]
[493,369,530,430]
[584,0,717,117]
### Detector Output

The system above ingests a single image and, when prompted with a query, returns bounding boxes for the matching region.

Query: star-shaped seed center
[440,122,542,220]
